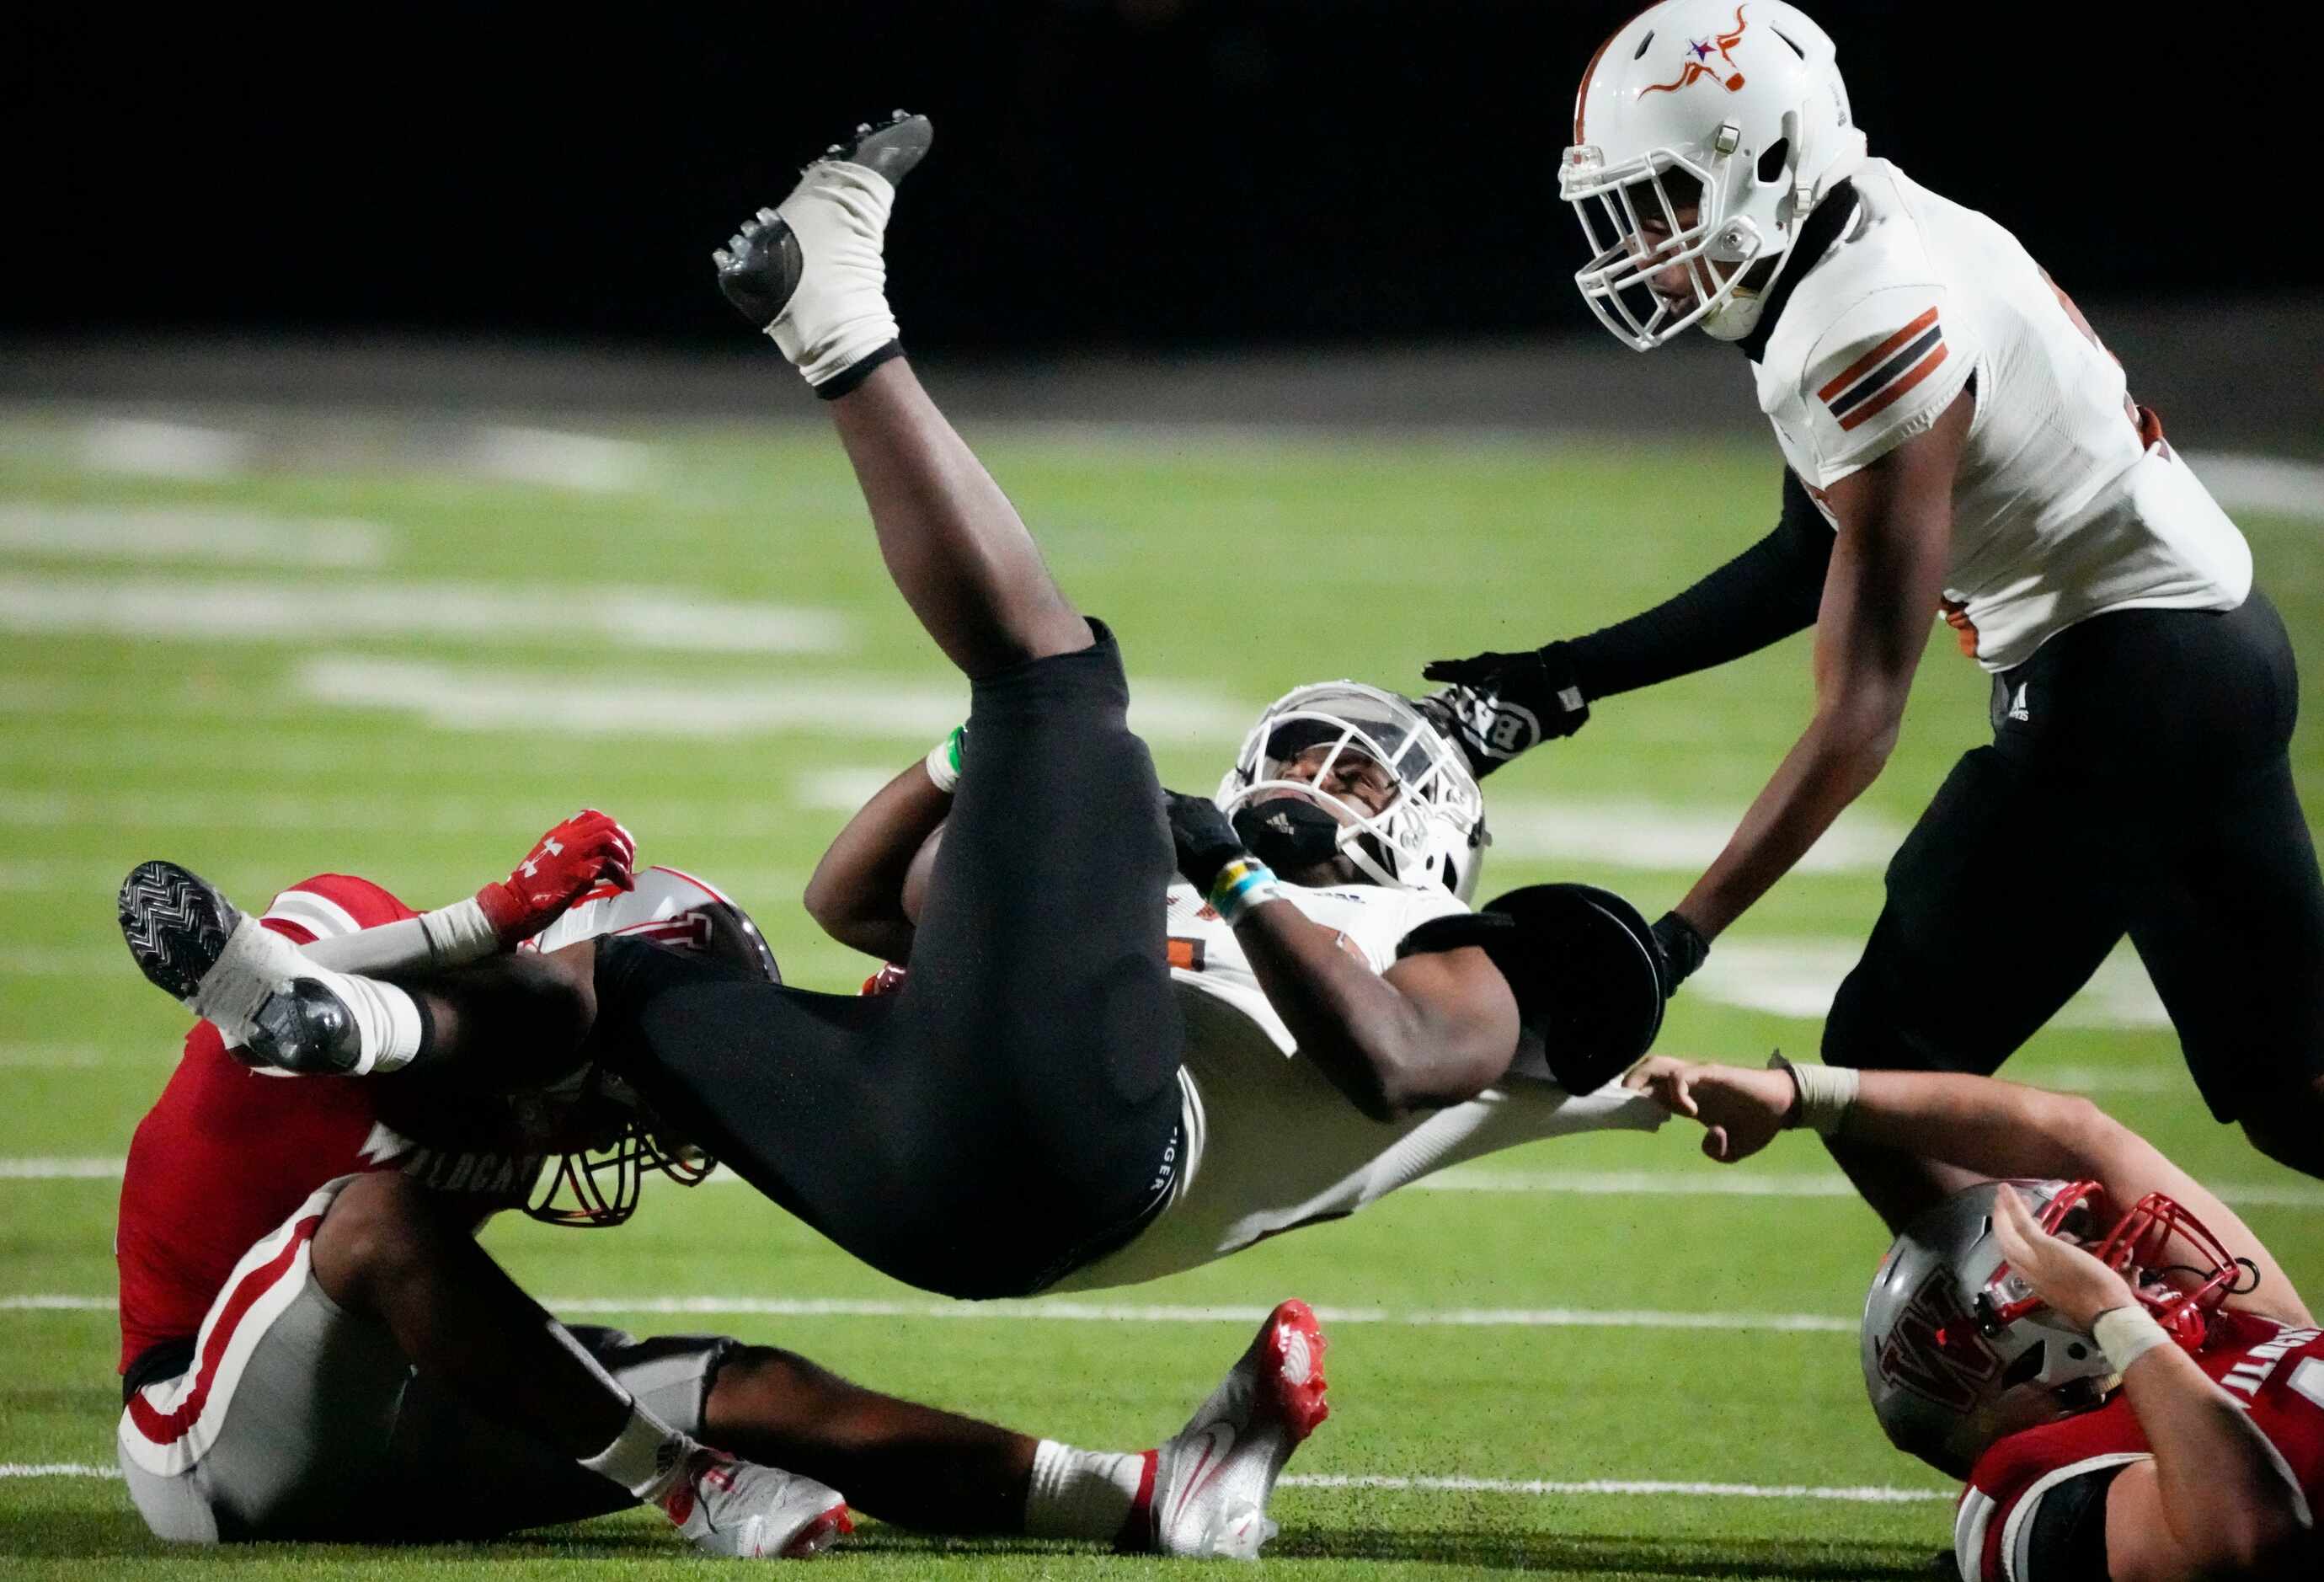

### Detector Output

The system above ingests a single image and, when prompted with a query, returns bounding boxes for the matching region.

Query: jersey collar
[1738,179,1860,365]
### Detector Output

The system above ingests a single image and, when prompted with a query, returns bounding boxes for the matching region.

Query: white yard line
[1694,938,2172,1030]
[15,1154,2319,1207]
[1488,799,1902,877]
[0,1291,1850,1330]
[2183,452,2324,524]
[1280,1472,1950,1504]
[0,1460,1947,1500]
[296,657,1253,744]
[0,575,847,655]
[462,426,652,493]
[77,420,251,480]
[0,504,387,567]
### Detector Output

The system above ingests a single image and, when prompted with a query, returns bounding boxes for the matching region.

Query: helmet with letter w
[1862,1179,2251,1474]
[1564,2,1866,349]
[515,865,780,1227]
[1216,681,1488,903]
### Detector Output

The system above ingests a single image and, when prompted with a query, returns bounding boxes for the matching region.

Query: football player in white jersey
[115,110,1671,1551]
[804,680,1671,1290]
[1424,0,2324,1226]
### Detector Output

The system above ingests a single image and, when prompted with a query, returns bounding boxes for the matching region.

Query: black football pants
[592,623,1187,1298]
[1823,591,2324,1120]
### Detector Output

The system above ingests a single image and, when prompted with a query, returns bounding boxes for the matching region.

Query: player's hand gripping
[1624,1056,1793,1163]
[1416,642,1590,779]
[1990,1183,2140,1333]
[1164,792,1248,895]
[475,810,637,946]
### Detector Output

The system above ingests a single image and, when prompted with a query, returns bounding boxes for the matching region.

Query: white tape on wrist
[2093,1305,2173,1373]
[1771,1053,1860,1136]
[924,725,965,794]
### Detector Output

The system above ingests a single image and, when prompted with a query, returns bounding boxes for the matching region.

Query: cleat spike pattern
[118,860,241,1003]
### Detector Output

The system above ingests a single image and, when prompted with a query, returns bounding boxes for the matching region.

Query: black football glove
[1418,640,1590,779]
[1648,910,1710,999]
[1163,791,1247,894]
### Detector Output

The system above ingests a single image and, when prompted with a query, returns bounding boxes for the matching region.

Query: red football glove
[475,809,637,945]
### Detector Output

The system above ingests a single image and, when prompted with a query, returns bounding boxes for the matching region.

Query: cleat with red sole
[1132,1297,1330,1559]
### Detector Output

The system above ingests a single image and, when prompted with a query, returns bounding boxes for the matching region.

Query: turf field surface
[3,397,2321,1581]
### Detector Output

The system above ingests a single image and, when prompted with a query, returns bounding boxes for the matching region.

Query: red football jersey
[1955,1308,2324,1580]
[114,874,547,1373]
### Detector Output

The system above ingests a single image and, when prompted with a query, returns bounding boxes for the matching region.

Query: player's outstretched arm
[802,733,959,962]
[1631,1056,2312,1328]
[299,810,637,975]
[1667,387,1970,941]
[1167,793,1517,1120]
[1990,1186,2317,1580]
[1419,468,1834,778]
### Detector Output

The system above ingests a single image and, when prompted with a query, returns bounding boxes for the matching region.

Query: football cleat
[118,859,306,1040]
[659,1446,852,1560]
[247,979,365,1075]
[1135,1298,1329,1560]
[713,110,931,391]
[118,859,243,1005]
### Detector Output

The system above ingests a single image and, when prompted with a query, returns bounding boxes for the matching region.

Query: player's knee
[308,1171,436,1307]
[2241,1075,2324,1178]
[704,1345,862,1436]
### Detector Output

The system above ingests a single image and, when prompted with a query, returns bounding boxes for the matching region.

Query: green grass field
[3,396,2321,1581]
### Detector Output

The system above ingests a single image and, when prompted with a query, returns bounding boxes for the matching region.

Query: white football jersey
[1753,158,2252,672]
[1049,879,1667,1291]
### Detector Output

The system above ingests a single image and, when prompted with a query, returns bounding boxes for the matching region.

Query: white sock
[768,159,900,387]
[1023,1440,1151,1541]
[314,967,425,1076]
[579,1398,696,1504]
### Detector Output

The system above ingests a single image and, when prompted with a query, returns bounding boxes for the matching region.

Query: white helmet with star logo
[1563,1,1866,350]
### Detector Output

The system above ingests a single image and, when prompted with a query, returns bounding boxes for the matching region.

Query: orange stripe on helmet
[1817,306,1940,402]
[1573,5,1665,142]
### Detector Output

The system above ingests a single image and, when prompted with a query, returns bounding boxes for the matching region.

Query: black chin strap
[1738,177,1859,364]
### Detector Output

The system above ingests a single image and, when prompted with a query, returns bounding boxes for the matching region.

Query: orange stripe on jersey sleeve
[1817,307,1941,402]
[1836,343,1950,432]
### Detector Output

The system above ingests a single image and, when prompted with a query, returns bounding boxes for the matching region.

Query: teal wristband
[1210,858,1285,923]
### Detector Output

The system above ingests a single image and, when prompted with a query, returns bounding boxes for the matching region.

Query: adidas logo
[2006,683,2031,724]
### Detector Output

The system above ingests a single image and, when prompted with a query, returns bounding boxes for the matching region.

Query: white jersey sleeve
[1792,282,1978,485]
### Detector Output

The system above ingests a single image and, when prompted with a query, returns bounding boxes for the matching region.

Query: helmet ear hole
[1757,136,1792,184]
[1771,25,1807,59]
[1999,1341,2048,1390]
[1632,29,1656,60]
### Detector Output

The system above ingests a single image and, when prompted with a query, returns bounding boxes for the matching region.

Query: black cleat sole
[118,859,241,1002]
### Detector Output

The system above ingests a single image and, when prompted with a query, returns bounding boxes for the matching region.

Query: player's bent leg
[116,1175,417,1542]
[309,1169,849,1556]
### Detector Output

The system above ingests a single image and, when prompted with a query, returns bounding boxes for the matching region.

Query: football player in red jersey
[1628,1055,2320,1579]
[114,832,1331,1556]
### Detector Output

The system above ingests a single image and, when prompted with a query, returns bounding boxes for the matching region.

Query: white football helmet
[1216,681,1488,902]
[1563,1,1866,349]
[1862,1179,2247,1474]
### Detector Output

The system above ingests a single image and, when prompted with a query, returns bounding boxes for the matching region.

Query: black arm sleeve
[1563,468,1834,701]
[2018,1464,2124,1580]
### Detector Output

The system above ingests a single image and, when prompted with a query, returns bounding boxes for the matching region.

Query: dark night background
[6,1,2312,354]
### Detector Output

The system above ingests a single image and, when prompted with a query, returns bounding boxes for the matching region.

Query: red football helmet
[1976,1179,2249,1352]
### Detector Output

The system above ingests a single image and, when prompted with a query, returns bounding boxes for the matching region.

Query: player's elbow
[1814,690,1905,772]
[2182,1503,2311,1577]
